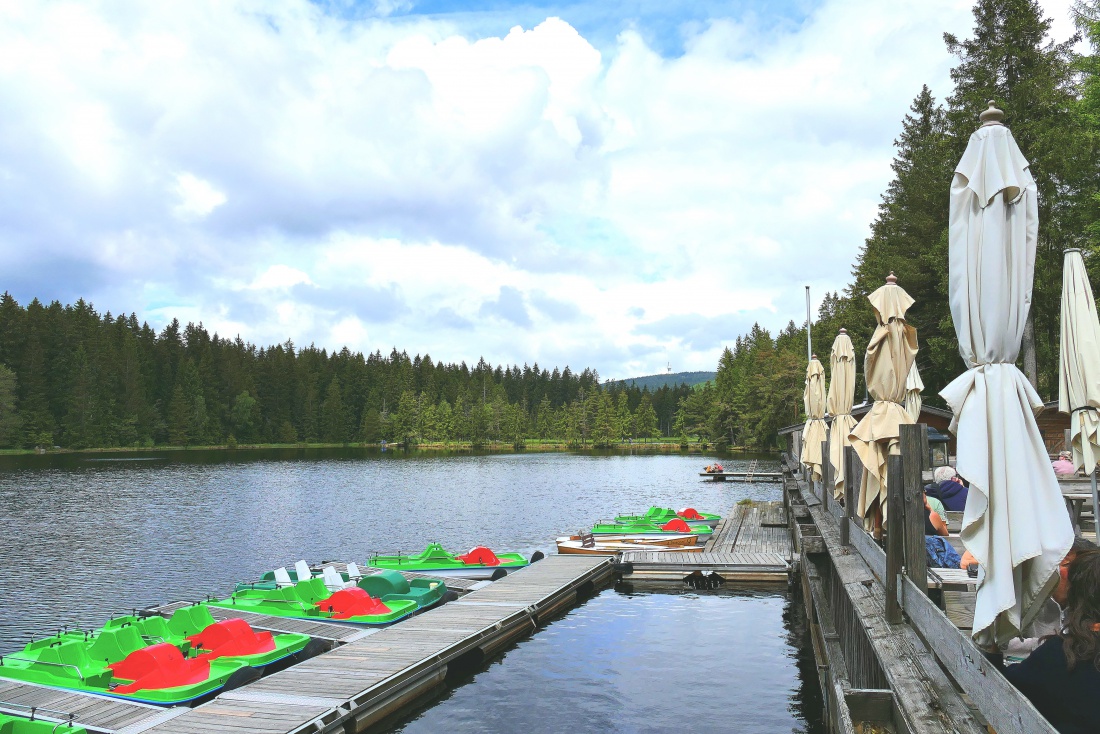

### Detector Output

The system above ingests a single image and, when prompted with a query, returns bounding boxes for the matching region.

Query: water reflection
[0,451,821,732]
[0,451,776,651]
[382,586,824,734]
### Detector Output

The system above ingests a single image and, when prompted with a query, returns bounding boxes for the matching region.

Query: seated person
[925,466,968,511]
[1004,546,1100,734]
[925,493,947,523]
[1052,451,1078,476]
[924,495,948,536]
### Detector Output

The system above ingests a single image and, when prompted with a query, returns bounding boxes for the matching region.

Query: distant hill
[611,371,716,391]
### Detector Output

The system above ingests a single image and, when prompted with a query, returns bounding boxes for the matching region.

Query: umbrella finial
[839,327,847,334]
[811,353,818,359]
[886,271,897,284]
[980,100,1004,126]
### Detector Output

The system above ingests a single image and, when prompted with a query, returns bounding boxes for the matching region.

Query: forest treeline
[0,294,692,450]
[687,0,1100,450]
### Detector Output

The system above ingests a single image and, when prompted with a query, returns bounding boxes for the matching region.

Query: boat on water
[614,506,721,530]
[211,575,418,626]
[589,518,712,543]
[555,535,704,555]
[0,713,86,733]
[249,564,448,612]
[101,605,311,670]
[0,626,252,705]
[365,543,536,580]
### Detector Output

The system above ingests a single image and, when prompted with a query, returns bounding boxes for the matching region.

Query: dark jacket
[925,479,968,511]
[1003,636,1100,734]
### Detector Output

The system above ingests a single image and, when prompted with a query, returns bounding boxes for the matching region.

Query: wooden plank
[842,446,857,546]
[900,575,1057,734]
[901,424,928,595]
[791,471,987,734]
[885,454,904,625]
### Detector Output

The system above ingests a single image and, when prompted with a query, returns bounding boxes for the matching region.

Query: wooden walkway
[0,679,189,734]
[137,555,612,734]
[620,501,791,582]
[699,471,783,482]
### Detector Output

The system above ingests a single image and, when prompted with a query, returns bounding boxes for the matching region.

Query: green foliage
[0,364,21,448]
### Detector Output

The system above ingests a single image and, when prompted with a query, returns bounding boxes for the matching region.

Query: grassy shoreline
[0,440,778,457]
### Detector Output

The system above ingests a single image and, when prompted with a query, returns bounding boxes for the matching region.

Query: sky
[0,0,1082,380]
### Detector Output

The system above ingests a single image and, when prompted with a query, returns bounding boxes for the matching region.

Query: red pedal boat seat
[317,587,391,620]
[109,643,210,693]
[186,619,275,660]
[678,507,703,520]
[660,518,692,532]
[458,546,501,566]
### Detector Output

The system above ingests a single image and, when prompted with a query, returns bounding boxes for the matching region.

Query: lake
[0,448,822,732]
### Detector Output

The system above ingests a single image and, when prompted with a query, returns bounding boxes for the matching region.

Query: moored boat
[211,575,418,626]
[365,543,534,580]
[0,627,251,706]
[555,536,704,555]
[589,518,712,543]
[614,506,721,530]
[250,563,449,612]
[0,713,87,733]
[100,605,311,670]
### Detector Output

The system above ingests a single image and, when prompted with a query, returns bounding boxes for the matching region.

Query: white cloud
[0,0,1081,378]
[173,173,227,220]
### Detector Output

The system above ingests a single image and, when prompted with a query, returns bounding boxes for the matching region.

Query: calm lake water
[0,449,822,733]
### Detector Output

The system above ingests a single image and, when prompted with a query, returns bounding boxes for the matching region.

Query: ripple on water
[0,451,821,733]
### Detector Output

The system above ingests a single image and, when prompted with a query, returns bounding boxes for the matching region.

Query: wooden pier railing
[785,423,1058,734]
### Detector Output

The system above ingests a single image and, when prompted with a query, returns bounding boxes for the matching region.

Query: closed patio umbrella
[801,356,828,483]
[940,102,1073,649]
[904,362,924,422]
[827,329,857,500]
[1059,248,1100,523]
[849,273,917,531]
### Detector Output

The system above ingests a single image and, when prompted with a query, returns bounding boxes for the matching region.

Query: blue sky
[0,0,1079,379]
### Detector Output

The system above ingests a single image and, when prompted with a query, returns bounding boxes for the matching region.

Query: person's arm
[929,510,949,536]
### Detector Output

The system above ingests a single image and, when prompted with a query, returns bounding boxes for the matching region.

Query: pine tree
[0,364,20,447]
[321,377,346,443]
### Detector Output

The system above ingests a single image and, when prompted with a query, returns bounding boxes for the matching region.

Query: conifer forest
[3,0,1100,452]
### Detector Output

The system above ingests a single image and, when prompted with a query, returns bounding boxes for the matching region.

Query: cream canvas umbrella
[800,356,828,483]
[940,102,1073,649]
[904,362,924,422]
[849,273,917,531]
[827,329,857,500]
[1059,248,1100,522]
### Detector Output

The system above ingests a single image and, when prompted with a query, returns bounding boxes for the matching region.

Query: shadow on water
[372,584,825,734]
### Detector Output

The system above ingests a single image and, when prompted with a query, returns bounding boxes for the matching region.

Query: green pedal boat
[0,713,86,733]
[0,626,251,705]
[366,543,536,580]
[614,506,721,529]
[99,605,311,670]
[212,575,417,625]
[249,563,449,612]
[590,518,712,543]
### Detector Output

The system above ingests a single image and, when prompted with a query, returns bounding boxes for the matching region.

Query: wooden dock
[699,471,783,482]
[619,500,791,582]
[108,555,613,734]
[784,423,1061,734]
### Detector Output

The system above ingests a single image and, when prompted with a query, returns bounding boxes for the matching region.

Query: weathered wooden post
[885,454,905,624]
[822,438,831,512]
[842,446,858,545]
[900,424,927,595]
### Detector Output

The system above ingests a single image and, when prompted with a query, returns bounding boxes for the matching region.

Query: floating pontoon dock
[16,555,612,734]
[618,500,792,582]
